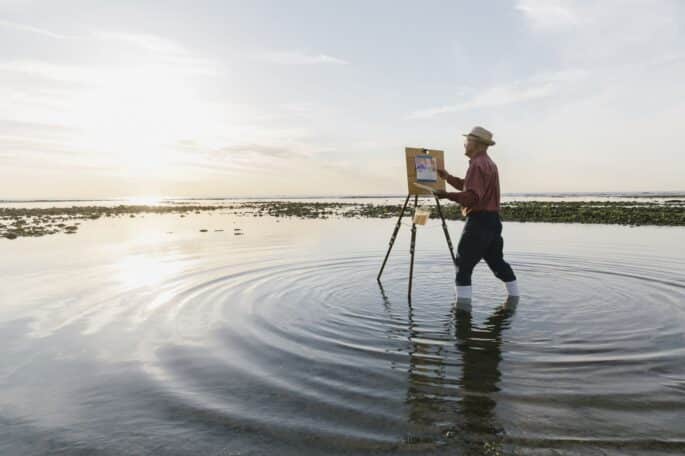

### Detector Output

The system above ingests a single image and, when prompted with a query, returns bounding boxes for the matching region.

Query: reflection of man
[454,298,517,443]
[401,297,518,450]
[435,126,519,302]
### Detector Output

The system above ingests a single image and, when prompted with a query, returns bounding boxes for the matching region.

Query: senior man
[434,126,519,301]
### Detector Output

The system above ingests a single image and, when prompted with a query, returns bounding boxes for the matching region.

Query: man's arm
[445,174,464,190]
[445,190,478,206]
[438,166,486,206]
[437,169,464,190]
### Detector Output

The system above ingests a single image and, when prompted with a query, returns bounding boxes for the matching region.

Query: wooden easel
[376,148,457,299]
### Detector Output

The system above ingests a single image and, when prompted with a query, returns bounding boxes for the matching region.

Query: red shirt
[446,152,501,217]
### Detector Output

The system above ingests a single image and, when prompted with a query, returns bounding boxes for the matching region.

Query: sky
[1,0,684,199]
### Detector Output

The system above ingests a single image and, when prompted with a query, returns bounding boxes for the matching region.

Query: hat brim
[463,134,495,146]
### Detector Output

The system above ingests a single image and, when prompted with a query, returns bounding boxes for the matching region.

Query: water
[1,190,684,209]
[1,212,684,455]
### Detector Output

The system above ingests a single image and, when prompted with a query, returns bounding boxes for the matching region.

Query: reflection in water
[452,298,517,452]
[3,213,684,454]
[381,284,518,451]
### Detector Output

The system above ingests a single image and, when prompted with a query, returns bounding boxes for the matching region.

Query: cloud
[0,119,74,135]
[0,133,100,169]
[410,85,552,118]
[90,31,219,75]
[0,18,67,39]
[212,144,294,159]
[93,31,186,54]
[166,140,330,180]
[207,141,325,161]
[179,141,316,162]
[0,60,99,84]
[515,0,578,29]
[409,69,587,118]
[259,51,349,65]
[0,19,192,57]
[516,1,680,67]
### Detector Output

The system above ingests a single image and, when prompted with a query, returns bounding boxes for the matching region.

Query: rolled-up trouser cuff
[505,280,520,297]
[456,285,472,300]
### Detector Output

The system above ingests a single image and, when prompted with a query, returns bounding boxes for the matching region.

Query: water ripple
[2,244,684,454]
[97,249,683,453]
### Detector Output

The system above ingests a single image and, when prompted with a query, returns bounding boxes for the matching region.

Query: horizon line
[2,190,685,203]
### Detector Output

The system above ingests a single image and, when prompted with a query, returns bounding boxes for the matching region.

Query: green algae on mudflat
[237,200,685,226]
[1,200,683,240]
[0,204,226,240]
[499,201,685,226]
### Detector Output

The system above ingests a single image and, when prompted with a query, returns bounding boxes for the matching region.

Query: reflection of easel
[377,148,457,299]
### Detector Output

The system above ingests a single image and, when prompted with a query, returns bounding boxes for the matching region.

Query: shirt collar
[468,151,488,162]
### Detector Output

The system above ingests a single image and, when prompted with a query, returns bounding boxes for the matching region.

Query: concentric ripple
[2,231,684,455]
[121,248,685,454]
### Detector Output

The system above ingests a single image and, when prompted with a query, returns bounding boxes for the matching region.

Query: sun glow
[126,196,165,206]
[114,254,182,289]
[57,63,229,179]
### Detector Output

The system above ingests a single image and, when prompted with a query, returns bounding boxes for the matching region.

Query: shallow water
[1,213,684,455]
[2,191,683,209]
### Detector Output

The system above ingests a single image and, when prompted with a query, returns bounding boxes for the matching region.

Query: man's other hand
[437,168,449,179]
[434,190,448,199]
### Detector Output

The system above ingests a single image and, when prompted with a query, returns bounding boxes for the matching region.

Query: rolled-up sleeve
[446,174,464,190]
[446,165,486,206]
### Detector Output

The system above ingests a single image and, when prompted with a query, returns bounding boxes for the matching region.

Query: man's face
[463,137,481,158]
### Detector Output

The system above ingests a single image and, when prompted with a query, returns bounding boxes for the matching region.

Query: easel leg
[408,195,419,299]
[434,196,456,265]
[377,194,411,282]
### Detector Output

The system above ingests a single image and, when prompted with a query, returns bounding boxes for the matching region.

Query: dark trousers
[456,211,516,286]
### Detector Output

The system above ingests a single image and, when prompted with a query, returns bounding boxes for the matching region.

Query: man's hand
[434,190,448,199]
[437,168,450,179]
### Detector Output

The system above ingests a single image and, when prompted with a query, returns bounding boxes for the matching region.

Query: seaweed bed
[1,200,684,239]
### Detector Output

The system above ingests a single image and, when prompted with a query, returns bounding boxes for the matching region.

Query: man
[434,126,519,302]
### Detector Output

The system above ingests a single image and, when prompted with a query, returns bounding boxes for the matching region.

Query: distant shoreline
[2,191,685,204]
[2,199,684,239]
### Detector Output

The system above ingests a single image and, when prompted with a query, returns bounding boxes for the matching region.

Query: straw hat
[463,126,495,146]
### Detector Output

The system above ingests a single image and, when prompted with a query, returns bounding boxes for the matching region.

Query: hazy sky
[1,0,684,198]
